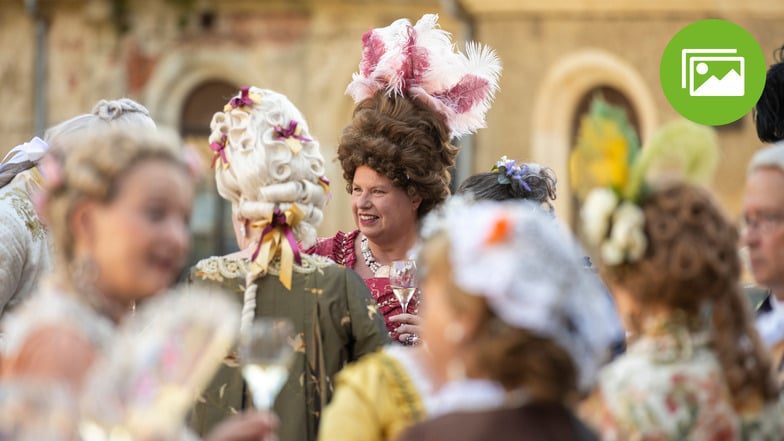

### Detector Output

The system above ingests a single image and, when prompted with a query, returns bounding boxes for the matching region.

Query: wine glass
[390,260,418,314]
[238,318,295,410]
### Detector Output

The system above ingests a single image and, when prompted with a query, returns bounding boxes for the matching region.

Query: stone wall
[3,0,783,240]
[457,0,784,221]
[0,0,455,239]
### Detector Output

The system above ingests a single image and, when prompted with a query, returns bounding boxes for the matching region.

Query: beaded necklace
[360,235,382,274]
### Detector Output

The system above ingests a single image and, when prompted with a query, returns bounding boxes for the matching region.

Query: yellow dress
[318,345,431,441]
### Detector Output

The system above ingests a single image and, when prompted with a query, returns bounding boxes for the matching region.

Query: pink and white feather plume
[346,14,502,139]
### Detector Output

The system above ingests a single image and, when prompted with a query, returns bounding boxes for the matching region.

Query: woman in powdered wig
[309,13,501,344]
[187,87,388,441]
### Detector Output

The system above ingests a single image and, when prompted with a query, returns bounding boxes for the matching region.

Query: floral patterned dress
[186,253,389,441]
[581,318,784,440]
[307,230,418,338]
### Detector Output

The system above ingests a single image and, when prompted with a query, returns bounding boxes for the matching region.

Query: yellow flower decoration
[570,96,640,202]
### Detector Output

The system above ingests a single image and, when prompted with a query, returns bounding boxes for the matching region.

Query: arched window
[180,80,239,267]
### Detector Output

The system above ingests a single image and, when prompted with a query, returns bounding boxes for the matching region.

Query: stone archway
[142,52,258,262]
[530,48,658,222]
[142,51,254,130]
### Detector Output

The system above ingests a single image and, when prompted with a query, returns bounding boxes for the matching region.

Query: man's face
[742,167,784,294]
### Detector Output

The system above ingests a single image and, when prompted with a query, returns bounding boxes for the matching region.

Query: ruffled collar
[426,378,528,417]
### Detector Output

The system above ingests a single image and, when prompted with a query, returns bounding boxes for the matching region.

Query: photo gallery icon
[681,48,744,97]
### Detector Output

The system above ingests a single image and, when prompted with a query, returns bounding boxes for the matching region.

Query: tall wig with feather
[346,14,502,139]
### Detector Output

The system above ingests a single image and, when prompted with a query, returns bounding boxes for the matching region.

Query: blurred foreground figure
[395,198,620,441]
[0,128,277,441]
[0,99,155,317]
[572,98,782,439]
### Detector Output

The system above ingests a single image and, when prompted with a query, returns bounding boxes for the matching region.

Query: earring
[444,322,465,344]
[72,255,100,292]
[239,223,247,238]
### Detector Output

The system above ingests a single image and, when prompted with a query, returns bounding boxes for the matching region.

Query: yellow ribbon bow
[249,204,305,290]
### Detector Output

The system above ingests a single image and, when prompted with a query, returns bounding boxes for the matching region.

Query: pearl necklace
[361,235,382,274]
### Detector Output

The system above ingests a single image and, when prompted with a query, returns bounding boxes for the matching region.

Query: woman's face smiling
[78,158,193,303]
[351,165,421,244]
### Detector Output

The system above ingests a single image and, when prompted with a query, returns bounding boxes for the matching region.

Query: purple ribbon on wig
[509,164,532,192]
[274,121,312,143]
[229,86,255,109]
[209,134,229,169]
[251,207,303,266]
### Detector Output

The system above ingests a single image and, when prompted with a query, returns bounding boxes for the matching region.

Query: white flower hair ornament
[570,96,718,267]
[420,198,623,392]
[346,14,502,138]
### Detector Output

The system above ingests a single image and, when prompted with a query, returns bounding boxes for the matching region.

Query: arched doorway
[569,85,642,228]
[530,48,658,226]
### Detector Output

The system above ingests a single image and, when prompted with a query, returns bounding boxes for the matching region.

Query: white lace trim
[425,378,527,417]
[194,253,335,280]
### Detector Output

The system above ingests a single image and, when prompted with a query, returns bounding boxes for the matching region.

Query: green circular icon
[660,19,766,126]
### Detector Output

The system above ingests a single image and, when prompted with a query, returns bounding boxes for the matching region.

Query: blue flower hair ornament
[492,155,532,192]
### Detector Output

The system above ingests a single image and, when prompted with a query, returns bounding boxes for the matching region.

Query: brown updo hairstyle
[419,231,580,406]
[338,92,458,219]
[601,181,778,407]
[41,127,185,276]
[456,165,557,210]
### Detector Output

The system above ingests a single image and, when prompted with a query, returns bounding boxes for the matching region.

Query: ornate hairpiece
[318,175,331,197]
[346,14,502,138]
[224,86,260,112]
[492,155,531,191]
[274,121,312,155]
[571,96,718,266]
[1,136,49,167]
[209,134,229,169]
[419,197,623,391]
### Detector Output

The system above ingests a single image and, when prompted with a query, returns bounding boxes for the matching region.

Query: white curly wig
[208,87,327,248]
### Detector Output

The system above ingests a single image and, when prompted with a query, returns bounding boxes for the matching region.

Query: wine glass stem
[252,393,273,410]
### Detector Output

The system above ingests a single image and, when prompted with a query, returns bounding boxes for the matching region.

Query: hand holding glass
[239,318,295,410]
[390,260,418,314]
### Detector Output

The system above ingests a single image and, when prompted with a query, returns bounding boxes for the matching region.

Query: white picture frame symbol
[688,56,744,96]
[680,48,745,96]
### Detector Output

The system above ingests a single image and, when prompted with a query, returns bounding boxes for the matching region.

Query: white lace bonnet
[420,198,623,391]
